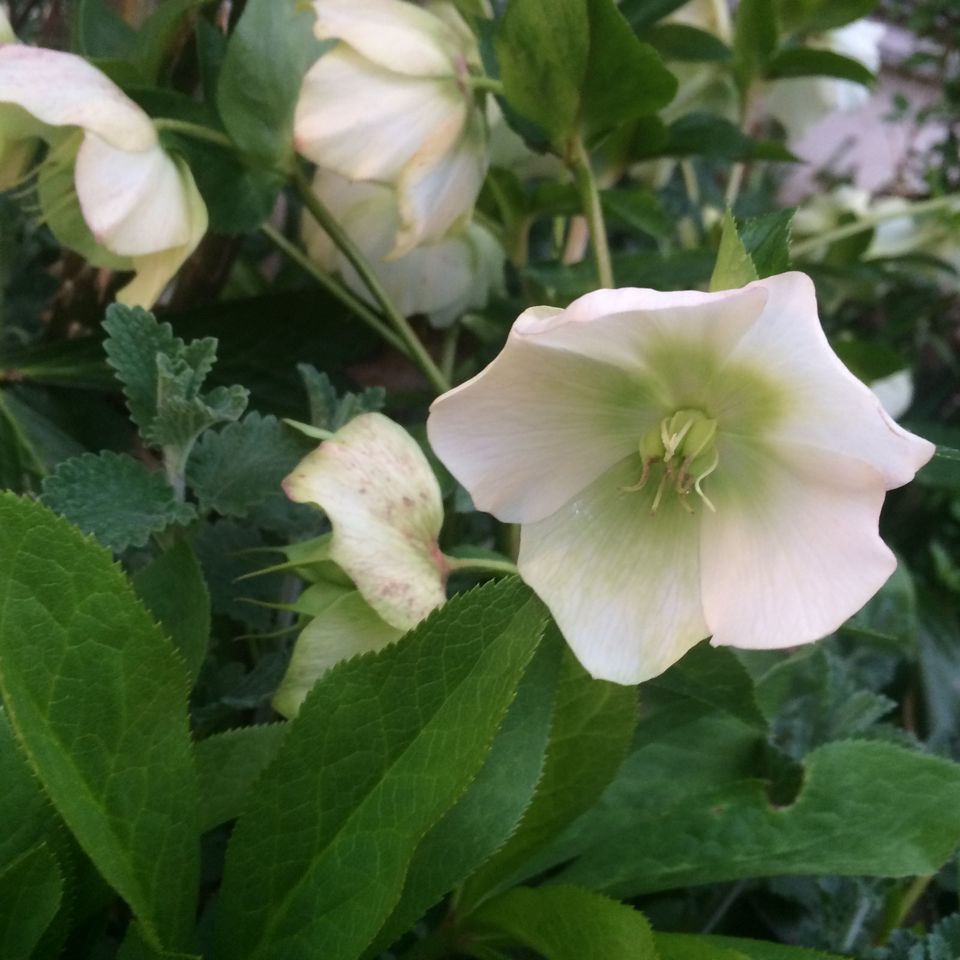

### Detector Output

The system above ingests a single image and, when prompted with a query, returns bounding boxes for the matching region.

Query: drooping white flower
[765,19,885,143]
[428,273,934,685]
[294,0,487,258]
[0,46,207,307]
[303,168,503,327]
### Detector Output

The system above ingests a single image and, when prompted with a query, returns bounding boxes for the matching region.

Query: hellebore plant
[294,0,488,257]
[0,45,207,307]
[302,168,504,327]
[428,272,935,685]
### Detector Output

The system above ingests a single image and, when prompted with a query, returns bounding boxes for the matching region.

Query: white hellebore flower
[765,19,885,143]
[276,413,448,713]
[303,168,503,327]
[294,0,487,257]
[428,273,934,685]
[0,46,207,307]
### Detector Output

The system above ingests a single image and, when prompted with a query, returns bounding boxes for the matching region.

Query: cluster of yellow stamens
[623,409,719,514]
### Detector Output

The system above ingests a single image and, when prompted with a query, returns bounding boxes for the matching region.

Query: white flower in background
[666,0,732,43]
[866,197,960,276]
[0,46,207,307]
[276,412,449,715]
[871,368,914,421]
[294,0,487,258]
[303,168,504,327]
[765,19,885,143]
[792,185,872,245]
[428,273,934,685]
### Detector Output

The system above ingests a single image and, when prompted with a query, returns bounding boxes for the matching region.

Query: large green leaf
[366,633,564,956]
[472,885,659,959]
[213,578,547,960]
[0,844,64,960]
[657,933,847,960]
[554,740,960,896]
[0,495,200,951]
[216,0,323,168]
[461,637,637,906]
[132,541,211,686]
[496,0,676,144]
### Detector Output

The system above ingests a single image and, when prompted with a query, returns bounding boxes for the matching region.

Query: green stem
[445,555,519,578]
[570,136,614,288]
[439,323,460,385]
[292,167,451,394]
[792,193,960,259]
[875,874,933,945]
[259,223,407,355]
[152,118,235,150]
[468,74,505,95]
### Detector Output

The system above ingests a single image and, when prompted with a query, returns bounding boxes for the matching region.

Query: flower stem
[152,118,236,150]
[445,555,519,578]
[874,874,933,945]
[570,135,614,288]
[468,74,505,95]
[292,167,451,394]
[792,193,960,259]
[259,223,407,355]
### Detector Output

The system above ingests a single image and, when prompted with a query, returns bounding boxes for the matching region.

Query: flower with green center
[0,46,207,307]
[294,0,488,257]
[427,273,935,685]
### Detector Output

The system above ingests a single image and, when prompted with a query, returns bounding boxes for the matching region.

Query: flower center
[623,408,719,514]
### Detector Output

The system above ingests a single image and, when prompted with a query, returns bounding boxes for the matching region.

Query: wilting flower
[276,413,448,713]
[0,46,207,306]
[765,19,885,143]
[294,0,487,257]
[428,273,934,685]
[303,168,503,327]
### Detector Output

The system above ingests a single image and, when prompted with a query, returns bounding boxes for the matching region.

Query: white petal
[273,585,402,718]
[283,413,447,631]
[725,273,934,488]
[519,457,708,684]
[294,48,465,183]
[0,46,155,151]
[311,0,460,77]
[392,109,486,255]
[114,158,208,308]
[75,135,193,255]
[428,307,661,524]
[702,441,896,649]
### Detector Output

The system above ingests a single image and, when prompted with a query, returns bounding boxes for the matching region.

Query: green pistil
[623,409,719,514]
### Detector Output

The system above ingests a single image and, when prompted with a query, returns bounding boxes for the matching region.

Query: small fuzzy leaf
[213,578,546,960]
[472,885,659,960]
[0,844,64,960]
[298,366,385,432]
[740,209,795,278]
[41,451,196,552]
[710,210,759,292]
[0,494,200,952]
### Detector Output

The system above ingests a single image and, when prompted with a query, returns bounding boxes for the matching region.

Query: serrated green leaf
[0,494,200,952]
[298,366,386,432]
[740,209,795,278]
[461,636,637,906]
[41,451,196,552]
[711,210,759,291]
[554,740,960,896]
[658,934,847,960]
[216,0,323,169]
[213,578,546,960]
[186,412,306,518]
[367,632,564,957]
[766,48,875,85]
[0,844,63,960]
[194,725,288,833]
[472,885,658,959]
[132,541,210,686]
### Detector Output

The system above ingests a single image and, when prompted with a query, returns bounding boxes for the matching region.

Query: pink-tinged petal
[114,158,208,308]
[392,110,486,256]
[75,135,193,255]
[294,48,464,182]
[701,441,896,650]
[725,272,935,488]
[428,308,660,524]
[283,413,447,631]
[519,457,708,684]
[0,46,155,151]
[311,0,460,77]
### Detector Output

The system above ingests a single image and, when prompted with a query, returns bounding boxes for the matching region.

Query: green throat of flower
[623,408,719,514]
